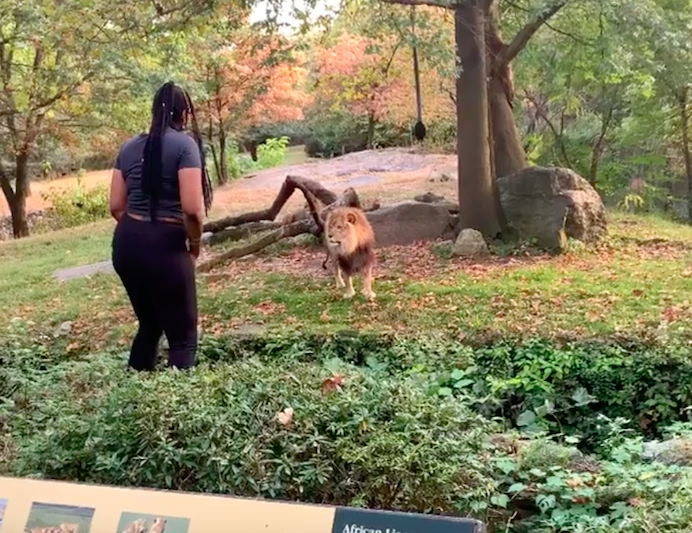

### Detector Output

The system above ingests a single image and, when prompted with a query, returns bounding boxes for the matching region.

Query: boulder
[366,201,455,247]
[414,192,447,204]
[452,229,489,258]
[496,166,607,252]
[643,438,692,466]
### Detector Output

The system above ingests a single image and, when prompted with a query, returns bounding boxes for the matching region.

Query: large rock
[497,166,607,251]
[453,229,489,258]
[366,201,455,247]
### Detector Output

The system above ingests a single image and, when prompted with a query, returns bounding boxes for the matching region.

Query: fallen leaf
[321,373,346,395]
[276,407,294,427]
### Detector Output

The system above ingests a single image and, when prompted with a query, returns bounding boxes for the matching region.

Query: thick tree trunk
[488,76,526,178]
[679,89,692,224]
[455,0,502,238]
[0,154,31,238]
[485,2,527,179]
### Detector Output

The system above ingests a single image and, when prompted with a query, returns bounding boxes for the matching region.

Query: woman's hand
[188,238,200,265]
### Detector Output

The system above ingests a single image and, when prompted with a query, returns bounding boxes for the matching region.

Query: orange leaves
[321,373,346,395]
[273,373,346,432]
[189,33,311,135]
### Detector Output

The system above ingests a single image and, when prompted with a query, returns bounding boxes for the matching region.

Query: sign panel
[0,476,485,533]
[332,507,484,533]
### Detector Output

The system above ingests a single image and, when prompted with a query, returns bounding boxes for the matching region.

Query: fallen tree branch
[203,175,338,233]
[198,176,383,269]
[204,221,281,246]
[197,219,317,273]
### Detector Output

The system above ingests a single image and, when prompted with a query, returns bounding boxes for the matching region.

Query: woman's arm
[109,168,127,222]
[178,137,205,259]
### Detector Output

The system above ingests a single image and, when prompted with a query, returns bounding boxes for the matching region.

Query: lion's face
[326,210,359,254]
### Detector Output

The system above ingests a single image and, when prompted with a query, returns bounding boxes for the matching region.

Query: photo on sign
[116,512,190,533]
[24,501,95,533]
[0,497,7,529]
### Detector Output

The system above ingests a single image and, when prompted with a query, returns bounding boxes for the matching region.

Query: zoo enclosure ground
[2,147,691,352]
[0,145,454,217]
[1,207,691,355]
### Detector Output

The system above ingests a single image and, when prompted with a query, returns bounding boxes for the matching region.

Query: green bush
[5,325,692,531]
[490,429,692,533]
[42,177,110,229]
[256,136,290,168]
[3,353,498,513]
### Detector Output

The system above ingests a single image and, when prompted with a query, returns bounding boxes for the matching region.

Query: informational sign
[0,476,485,533]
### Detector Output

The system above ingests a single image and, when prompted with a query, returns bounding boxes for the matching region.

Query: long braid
[183,89,214,215]
[142,82,176,223]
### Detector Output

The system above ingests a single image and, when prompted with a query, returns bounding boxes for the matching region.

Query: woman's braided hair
[142,81,213,222]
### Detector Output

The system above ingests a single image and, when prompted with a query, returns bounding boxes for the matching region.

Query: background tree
[186,25,310,184]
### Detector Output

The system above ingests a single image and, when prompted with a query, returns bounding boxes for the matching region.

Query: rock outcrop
[496,166,607,251]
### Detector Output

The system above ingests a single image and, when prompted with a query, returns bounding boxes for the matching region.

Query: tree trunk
[488,76,527,177]
[210,144,221,185]
[218,129,229,185]
[588,106,613,186]
[0,153,31,238]
[485,2,527,179]
[679,89,692,224]
[455,0,502,238]
[367,112,376,149]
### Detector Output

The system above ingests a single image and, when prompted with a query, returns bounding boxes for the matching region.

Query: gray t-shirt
[114,127,202,221]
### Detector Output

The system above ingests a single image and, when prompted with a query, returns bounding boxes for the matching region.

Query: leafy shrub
[256,136,290,168]
[491,429,692,533]
[3,353,498,514]
[41,177,110,229]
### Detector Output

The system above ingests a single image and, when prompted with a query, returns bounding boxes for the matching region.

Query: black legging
[112,214,198,370]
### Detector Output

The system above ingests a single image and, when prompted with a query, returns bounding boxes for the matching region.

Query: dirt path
[1,148,458,218]
[0,170,113,216]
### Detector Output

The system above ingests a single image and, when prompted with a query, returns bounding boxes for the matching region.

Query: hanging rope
[411,5,426,142]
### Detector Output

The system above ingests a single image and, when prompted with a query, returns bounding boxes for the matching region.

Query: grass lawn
[2,210,692,352]
[5,208,692,533]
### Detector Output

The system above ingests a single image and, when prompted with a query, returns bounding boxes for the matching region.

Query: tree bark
[218,128,229,185]
[367,112,376,149]
[588,105,613,186]
[679,88,692,224]
[485,3,527,179]
[455,0,502,238]
[0,153,31,238]
[197,219,317,273]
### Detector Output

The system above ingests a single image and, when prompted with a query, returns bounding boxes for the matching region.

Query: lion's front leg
[362,264,376,300]
[335,265,346,288]
[343,274,355,298]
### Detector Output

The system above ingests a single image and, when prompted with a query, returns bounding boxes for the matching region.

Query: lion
[148,517,166,533]
[323,206,376,300]
[121,519,148,533]
[29,524,79,533]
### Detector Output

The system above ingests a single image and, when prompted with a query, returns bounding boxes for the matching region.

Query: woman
[108,81,213,371]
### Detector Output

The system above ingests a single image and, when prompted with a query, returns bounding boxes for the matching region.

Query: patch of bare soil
[208,147,458,218]
[2,148,457,218]
[0,170,112,217]
[201,242,550,289]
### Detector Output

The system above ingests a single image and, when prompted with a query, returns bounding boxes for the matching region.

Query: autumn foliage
[306,30,454,151]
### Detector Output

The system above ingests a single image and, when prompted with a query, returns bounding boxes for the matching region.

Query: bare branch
[197,219,316,273]
[380,0,455,10]
[493,0,569,70]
